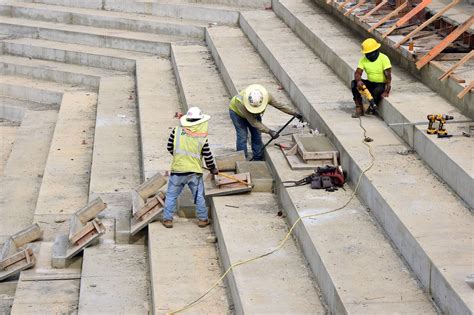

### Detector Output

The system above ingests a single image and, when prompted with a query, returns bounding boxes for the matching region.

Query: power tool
[427,114,454,138]
[358,84,377,114]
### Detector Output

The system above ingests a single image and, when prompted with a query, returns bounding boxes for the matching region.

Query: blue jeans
[229,109,263,160]
[163,173,207,221]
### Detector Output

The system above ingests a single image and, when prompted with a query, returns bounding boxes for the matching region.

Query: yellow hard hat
[361,38,381,54]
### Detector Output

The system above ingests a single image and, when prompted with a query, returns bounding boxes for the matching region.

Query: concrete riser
[1,5,206,39]
[0,61,100,89]
[0,23,171,55]
[1,42,136,72]
[271,0,474,210]
[238,14,469,315]
[0,82,63,105]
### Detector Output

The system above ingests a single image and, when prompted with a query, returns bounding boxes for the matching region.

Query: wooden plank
[11,224,43,248]
[436,53,466,61]
[135,173,167,200]
[76,197,107,225]
[368,2,408,33]
[0,248,33,270]
[215,173,249,186]
[430,61,466,83]
[457,81,473,99]
[134,193,165,221]
[416,16,474,69]
[360,0,388,21]
[438,50,473,81]
[395,0,462,48]
[345,0,366,16]
[337,0,353,10]
[205,173,252,197]
[382,0,432,38]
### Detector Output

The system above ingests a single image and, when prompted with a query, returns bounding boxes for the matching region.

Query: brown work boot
[162,220,173,228]
[351,100,364,118]
[197,220,210,228]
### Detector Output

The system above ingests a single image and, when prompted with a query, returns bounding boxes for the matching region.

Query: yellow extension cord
[168,117,375,314]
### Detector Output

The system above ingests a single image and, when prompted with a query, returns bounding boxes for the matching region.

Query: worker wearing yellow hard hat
[229,84,302,160]
[351,38,392,118]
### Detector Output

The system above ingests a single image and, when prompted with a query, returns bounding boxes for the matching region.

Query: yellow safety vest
[229,91,246,117]
[170,121,209,174]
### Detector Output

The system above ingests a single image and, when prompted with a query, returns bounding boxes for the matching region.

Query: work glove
[295,113,303,122]
[269,130,279,139]
[210,168,219,175]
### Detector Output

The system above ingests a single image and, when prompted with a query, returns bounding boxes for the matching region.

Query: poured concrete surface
[235,161,273,192]
[212,194,326,314]
[148,219,230,314]
[78,244,149,314]
[0,120,19,176]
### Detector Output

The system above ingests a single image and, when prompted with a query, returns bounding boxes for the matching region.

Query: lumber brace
[416,16,473,69]
[368,2,408,32]
[382,0,432,38]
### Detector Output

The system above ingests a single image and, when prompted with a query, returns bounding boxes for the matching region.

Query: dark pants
[351,79,385,106]
[229,109,264,161]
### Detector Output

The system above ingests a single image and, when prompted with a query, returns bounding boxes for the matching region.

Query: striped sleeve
[167,128,175,155]
[201,140,216,169]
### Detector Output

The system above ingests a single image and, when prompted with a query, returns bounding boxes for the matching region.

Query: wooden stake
[394,0,462,48]
[360,0,388,21]
[368,2,408,33]
[457,81,473,99]
[416,16,473,69]
[337,0,353,10]
[382,0,432,38]
[438,50,473,81]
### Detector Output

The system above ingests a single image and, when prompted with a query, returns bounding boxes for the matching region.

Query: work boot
[197,220,210,228]
[162,220,173,228]
[351,99,364,118]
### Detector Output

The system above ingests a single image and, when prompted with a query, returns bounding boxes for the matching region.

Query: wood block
[215,151,246,171]
[76,197,107,225]
[11,224,43,248]
[215,173,250,187]
[136,173,167,200]
[133,192,165,221]
[0,248,33,270]
[69,219,104,245]
[205,172,252,197]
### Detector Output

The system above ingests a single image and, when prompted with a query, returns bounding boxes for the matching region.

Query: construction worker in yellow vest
[351,38,392,118]
[162,107,218,229]
[229,84,302,160]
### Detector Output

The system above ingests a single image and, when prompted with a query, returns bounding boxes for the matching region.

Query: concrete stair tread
[171,44,234,156]
[0,54,125,78]
[139,0,268,10]
[0,95,59,113]
[207,23,436,314]
[148,219,230,314]
[239,10,473,314]
[135,58,176,179]
[2,1,209,27]
[0,16,198,44]
[212,193,325,313]
[78,244,149,314]
[273,0,473,207]
[0,74,85,92]
[2,37,152,72]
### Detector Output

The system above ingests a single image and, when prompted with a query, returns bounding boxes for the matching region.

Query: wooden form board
[382,0,432,38]
[205,172,252,197]
[130,191,165,236]
[69,218,105,245]
[0,248,36,281]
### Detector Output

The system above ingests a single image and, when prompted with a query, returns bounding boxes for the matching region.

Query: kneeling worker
[229,84,302,161]
[352,38,392,118]
[163,107,218,229]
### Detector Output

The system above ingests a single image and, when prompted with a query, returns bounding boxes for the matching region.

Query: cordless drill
[427,114,454,138]
[358,84,377,114]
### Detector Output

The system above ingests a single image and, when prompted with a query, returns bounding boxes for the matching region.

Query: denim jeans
[229,109,264,160]
[163,173,207,221]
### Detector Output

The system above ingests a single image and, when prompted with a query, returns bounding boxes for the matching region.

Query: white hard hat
[186,107,204,120]
[248,90,263,107]
[242,84,269,114]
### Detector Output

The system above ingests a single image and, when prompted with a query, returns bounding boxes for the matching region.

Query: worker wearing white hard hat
[162,107,218,229]
[229,84,302,160]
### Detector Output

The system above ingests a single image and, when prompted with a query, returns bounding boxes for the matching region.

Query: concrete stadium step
[148,218,230,313]
[211,193,326,314]
[0,16,200,55]
[9,91,96,314]
[0,55,123,89]
[171,44,233,156]
[206,24,437,314]
[0,119,19,177]
[0,280,16,314]
[0,109,57,242]
[272,0,474,209]
[21,0,246,25]
[0,75,77,105]
[0,96,58,122]
[88,75,141,243]
[78,244,149,314]
[135,58,176,180]
[1,38,153,73]
[239,10,473,314]
[0,1,207,39]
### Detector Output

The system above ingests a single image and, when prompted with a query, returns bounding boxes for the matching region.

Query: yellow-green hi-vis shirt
[357,53,392,83]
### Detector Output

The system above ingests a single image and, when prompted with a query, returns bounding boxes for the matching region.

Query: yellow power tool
[427,114,454,138]
[358,84,377,113]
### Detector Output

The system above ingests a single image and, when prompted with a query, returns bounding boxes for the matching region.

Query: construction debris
[130,173,168,236]
[52,198,107,268]
[0,224,43,281]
